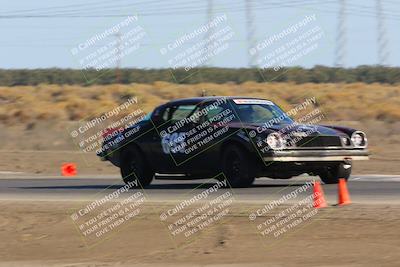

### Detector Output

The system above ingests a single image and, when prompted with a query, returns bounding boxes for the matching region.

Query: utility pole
[203,0,213,67]
[246,0,257,67]
[376,0,390,66]
[335,0,346,67]
[114,31,122,83]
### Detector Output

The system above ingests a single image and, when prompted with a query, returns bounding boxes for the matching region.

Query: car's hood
[227,122,344,136]
[266,123,342,136]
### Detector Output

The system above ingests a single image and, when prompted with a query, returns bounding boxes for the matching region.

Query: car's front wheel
[222,144,255,188]
[120,146,154,188]
[318,162,352,184]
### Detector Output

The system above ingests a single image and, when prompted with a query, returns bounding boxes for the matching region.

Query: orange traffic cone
[338,178,351,206]
[313,181,327,208]
[61,163,77,177]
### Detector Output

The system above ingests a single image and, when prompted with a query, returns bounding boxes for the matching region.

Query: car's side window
[169,105,197,122]
[207,107,224,120]
[203,101,233,122]
[251,105,276,122]
[159,104,198,155]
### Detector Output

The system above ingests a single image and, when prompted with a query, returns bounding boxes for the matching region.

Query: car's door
[150,102,201,173]
[191,99,240,173]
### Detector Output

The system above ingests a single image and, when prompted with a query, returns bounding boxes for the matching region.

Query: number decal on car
[161,132,186,154]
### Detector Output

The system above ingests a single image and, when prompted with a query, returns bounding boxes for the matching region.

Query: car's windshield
[233,99,293,124]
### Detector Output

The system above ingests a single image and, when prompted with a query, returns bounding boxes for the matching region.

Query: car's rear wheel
[318,162,351,184]
[222,144,255,188]
[120,146,154,188]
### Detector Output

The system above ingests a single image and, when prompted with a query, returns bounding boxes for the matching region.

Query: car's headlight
[267,132,285,150]
[351,131,367,148]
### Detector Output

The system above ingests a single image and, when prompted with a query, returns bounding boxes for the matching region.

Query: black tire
[318,162,351,184]
[120,146,154,188]
[221,144,255,188]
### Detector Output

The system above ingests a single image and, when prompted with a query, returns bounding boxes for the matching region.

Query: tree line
[0,66,399,86]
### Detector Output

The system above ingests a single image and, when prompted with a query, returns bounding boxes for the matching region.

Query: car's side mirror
[150,106,165,126]
[151,115,164,126]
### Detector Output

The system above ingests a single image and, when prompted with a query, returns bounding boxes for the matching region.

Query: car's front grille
[294,136,342,148]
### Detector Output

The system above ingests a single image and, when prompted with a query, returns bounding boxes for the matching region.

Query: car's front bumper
[263,149,369,162]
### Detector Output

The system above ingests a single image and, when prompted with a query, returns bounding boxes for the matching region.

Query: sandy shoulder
[0,201,399,267]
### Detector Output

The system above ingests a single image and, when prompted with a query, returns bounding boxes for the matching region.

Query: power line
[0,0,162,15]
[0,0,398,69]
[3,0,400,20]
[17,0,207,17]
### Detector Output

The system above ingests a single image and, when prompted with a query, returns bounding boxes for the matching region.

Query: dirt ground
[0,201,399,267]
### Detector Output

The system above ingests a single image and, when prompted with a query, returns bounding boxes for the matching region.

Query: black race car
[98,96,369,188]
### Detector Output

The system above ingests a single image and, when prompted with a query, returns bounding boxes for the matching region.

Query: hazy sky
[0,0,399,69]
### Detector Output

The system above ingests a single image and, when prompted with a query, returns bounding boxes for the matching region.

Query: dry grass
[1,82,400,124]
[1,82,400,174]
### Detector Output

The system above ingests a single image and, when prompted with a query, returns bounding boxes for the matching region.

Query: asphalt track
[0,174,399,204]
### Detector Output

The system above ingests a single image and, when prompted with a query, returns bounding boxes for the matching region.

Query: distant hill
[0,66,399,86]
